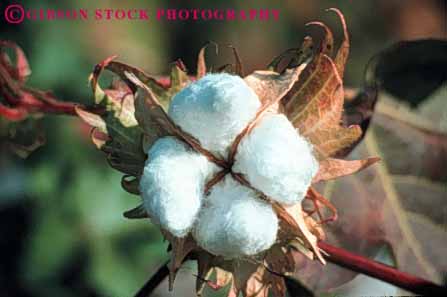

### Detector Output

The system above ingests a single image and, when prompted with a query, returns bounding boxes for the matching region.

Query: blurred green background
[0,0,445,296]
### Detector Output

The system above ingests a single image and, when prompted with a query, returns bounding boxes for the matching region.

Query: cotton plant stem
[134,260,170,297]
[133,242,445,297]
[317,241,445,296]
[0,94,104,120]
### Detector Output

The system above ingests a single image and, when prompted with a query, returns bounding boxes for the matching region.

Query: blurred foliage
[0,0,445,296]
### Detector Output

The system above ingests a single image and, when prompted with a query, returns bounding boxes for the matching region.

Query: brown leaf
[130,71,172,149]
[329,8,350,77]
[232,261,269,297]
[274,203,325,264]
[168,62,190,100]
[167,235,197,290]
[305,21,334,56]
[75,106,107,133]
[244,65,306,107]
[121,175,140,195]
[123,204,148,219]
[267,37,314,72]
[282,10,360,159]
[196,42,218,79]
[313,157,380,183]
[90,127,109,149]
[195,252,215,295]
[229,45,244,76]
[265,245,296,275]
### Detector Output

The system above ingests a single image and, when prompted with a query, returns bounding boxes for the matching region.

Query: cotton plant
[77,9,380,297]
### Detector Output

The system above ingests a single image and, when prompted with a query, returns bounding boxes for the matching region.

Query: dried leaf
[329,8,350,77]
[274,203,325,264]
[267,37,314,72]
[265,245,296,274]
[229,46,244,76]
[130,72,172,149]
[168,236,197,290]
[168,63,190,101]
[282,10,360,159]
[305,21,333,56]
[121,175,140,195]
[196,42,218,79]
[75,106,107,133]
[195,252,215,295]
[100,59,168,104]
[313,157,380,183]
[123,204,148,219]
[244,65,306,107]
[232,261,269,297]
[90,127,109,149]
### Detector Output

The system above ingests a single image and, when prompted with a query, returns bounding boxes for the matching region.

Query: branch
[133,241,445,297]
[317,241,445,296]
[134,260,170,297]
[0,86,104,120]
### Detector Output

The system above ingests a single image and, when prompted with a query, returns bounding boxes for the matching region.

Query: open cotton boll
[194,176,278,258]
[140,136,218,237]
[168,73,261,157]
[233,114,319,205]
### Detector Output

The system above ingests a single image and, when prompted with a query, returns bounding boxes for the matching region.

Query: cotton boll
[140,136,218,237]
[233,114,318,205]
[168,73,261,157]
[194,176,278,258]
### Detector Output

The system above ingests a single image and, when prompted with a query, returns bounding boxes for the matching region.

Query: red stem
[318,241,445,295]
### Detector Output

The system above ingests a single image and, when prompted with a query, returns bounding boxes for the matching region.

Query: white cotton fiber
[139,136,218,237]
[193,176,278,258]
[233,114,319,205]
[168,73,261,157]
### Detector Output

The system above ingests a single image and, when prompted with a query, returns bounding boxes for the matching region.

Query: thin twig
[134,260,170,297]
[317,241,445,296]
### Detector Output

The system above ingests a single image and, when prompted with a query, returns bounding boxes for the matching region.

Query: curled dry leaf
[123,204,147,219]
[313,157,381,183]
[196,42,218,79]
[281,9,361,160]
[121,175,140,195]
